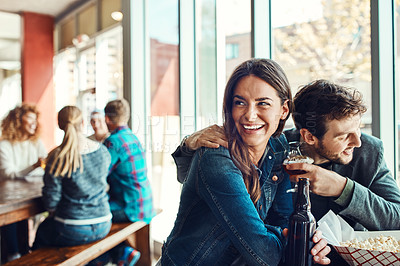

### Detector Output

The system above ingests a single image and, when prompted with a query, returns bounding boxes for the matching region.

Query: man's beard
[314,141,353,165]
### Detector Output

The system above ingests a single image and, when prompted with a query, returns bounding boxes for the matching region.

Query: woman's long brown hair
[223,59,293,204]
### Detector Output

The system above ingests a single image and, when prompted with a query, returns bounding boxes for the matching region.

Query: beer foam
[283,156,314,165]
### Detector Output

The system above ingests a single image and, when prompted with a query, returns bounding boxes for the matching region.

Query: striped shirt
[104,125,155,223]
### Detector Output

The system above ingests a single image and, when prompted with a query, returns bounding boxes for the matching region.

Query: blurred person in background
[33,106,112,249]
[88,109,109,143]
[102,99,155,266]
[0,103,47,262]
[0,103,47,179]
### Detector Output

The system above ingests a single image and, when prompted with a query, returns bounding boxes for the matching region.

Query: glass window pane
[78,3,97,36]
[196,0,217,127]
[61,17,75,49]
[223,0,251,81]
[272,0,371,132]
[95,26,123,108]
[101,0,121,29]
[0,11,21,118]
[395,1,400,186]
[148,0,180,249]
[54,48,77,143]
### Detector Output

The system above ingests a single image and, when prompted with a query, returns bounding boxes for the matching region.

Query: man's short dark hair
[293,79,367,139]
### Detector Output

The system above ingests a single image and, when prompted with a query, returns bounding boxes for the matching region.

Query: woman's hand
[185,124,228,150]
[282,228,331,265]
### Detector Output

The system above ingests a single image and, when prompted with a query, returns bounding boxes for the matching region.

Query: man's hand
[185,124,228,150]
[285,163,347,197]
[282,229,331,265]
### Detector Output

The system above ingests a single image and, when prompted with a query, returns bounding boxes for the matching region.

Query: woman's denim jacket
[162,134,293,265]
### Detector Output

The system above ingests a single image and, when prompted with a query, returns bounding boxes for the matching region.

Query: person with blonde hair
[33,106,112,248]
[0,103,47,262]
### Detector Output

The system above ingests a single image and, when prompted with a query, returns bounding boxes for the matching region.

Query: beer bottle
[285,177,316,266]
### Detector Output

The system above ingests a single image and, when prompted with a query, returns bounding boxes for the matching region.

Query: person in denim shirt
[33,106,112,248]
[177,80,400,265]
[160,59,330,265]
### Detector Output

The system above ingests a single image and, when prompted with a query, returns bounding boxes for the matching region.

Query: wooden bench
[5,220,153,266]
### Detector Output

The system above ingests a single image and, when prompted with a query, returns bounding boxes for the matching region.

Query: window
[395,0,400,185]
[148,0,180,250]
[196,0,218,128]
[222,0,251,81]
[226,43,239,60]
[271,0,371,132]
[0,12,21,119]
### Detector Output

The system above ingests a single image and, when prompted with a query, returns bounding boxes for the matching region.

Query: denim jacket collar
[256,136,288,184]
[268,135,287,156]
[257,136,287,166]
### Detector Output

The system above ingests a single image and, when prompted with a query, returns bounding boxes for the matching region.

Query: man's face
[313,114,362,165]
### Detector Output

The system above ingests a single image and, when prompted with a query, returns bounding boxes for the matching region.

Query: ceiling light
[111,11,123,22]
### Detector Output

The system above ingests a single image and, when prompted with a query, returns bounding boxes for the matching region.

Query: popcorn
[340,235,400,253]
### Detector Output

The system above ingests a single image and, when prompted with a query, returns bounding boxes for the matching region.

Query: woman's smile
[232,75,288,159]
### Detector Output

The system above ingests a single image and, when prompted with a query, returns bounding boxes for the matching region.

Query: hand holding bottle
[283,229,331,264]
[284,178,331,265]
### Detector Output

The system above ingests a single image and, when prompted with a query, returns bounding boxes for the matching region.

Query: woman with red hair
[0,103,47,179]
[0,103,47,262]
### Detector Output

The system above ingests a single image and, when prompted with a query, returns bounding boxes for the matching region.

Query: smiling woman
[160,59,331,265]
[0,103,47,179]
[0,103,47,262]
[231,75,289,164]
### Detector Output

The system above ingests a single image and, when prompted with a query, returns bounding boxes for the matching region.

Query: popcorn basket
[318,211,400,265]
[333,231,400,265]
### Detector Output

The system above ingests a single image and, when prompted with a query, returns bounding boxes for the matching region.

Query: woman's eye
[234,100,245,106]
[258,102,271,106]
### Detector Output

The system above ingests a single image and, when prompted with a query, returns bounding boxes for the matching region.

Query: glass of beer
[40,158,46,169]
[283,141,314,175]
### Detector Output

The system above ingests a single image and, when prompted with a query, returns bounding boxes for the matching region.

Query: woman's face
[21,112,38,136]
[232,75,289,152]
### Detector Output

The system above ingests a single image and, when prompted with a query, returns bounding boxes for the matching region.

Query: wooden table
[0,178,45,263]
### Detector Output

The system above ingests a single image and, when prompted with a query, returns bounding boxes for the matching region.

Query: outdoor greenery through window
[272,0,371,133]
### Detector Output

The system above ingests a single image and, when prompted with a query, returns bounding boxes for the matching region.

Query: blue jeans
[111,209,130,223]
[33,217,111,249]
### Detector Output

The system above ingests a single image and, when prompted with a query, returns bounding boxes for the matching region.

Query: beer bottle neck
[296,178,311,211]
